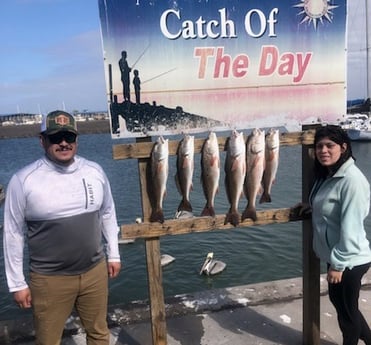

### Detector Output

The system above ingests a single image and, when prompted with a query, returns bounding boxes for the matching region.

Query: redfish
[200,132,220,217]
[242,128,265,222]
[175,134,194,213]
[224,130,246,226]
[260,128,280,203]
[150,136,169,223]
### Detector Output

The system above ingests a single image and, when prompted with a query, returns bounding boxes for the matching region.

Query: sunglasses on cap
[46,132,77,144]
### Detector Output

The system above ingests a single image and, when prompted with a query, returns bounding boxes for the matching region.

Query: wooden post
[137,137,167,345]
[145,239,167,345]
[302,125,320,345]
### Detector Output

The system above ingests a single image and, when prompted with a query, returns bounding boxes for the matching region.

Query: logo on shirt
[86,182,95,206]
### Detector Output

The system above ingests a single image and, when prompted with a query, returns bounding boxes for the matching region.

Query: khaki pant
[30,260,109,345]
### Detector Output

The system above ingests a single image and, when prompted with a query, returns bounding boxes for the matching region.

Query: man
[3,110,121,345]
[118,50,131,102]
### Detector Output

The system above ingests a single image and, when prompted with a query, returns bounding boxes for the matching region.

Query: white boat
[344,0,371,141]
[339,113,371,141]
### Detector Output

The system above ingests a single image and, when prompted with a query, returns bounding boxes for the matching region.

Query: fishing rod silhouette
[131,44,150,69]
[130,44,177,84]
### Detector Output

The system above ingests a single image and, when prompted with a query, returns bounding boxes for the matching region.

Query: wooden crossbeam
[112,130,315,160]
[120,208,301,240]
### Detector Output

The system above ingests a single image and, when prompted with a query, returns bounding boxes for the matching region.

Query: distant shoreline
[0,120,110,139]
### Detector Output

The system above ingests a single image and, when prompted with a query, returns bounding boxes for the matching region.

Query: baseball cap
[41,110,78,135]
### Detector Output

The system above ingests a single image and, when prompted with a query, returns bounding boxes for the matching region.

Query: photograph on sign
[98,0,347,138]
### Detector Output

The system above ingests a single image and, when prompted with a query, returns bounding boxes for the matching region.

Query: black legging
[328,262,371,345]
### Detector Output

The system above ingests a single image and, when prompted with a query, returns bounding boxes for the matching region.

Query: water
[1,133,371,320]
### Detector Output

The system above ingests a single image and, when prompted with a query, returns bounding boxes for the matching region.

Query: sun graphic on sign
[294,0,338,29]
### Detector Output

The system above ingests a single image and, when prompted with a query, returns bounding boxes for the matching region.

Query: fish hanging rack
[112,128,315,240]
[113,128,315,161]
[111,126,320,345]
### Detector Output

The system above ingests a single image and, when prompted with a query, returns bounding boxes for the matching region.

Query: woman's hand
[289,202,312,220]
[327,267,343,284]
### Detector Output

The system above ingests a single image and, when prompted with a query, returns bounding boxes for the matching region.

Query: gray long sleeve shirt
[4,155,120,292]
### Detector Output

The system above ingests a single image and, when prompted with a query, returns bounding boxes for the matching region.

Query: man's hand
[13,288,32,309]
[108,262,121,278]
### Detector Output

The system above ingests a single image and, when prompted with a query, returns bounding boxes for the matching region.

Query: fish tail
[150,209,164,223]
[259,192,272,203]
[201,205,215,217]
[241,207,257,222]
[174,174,181,194]
[224,210,240,227]
[178,198,193,212]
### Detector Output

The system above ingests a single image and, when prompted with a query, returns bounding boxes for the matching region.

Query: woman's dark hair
[313,124,354,178]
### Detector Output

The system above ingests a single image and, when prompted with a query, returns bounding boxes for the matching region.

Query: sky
[0,0,369,116]
[0,0,107,115]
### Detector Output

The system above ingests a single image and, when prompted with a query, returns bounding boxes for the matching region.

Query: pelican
[161,254,175,267]
[174,210,193,219]
[118,238,135,244]
[199,252,226,276]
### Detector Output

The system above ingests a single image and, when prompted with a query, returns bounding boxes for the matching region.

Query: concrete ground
[1,272,371,345]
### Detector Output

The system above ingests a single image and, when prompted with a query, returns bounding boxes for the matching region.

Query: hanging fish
[175,134,194,213]
[260,128,280,203]
[242,128,265,222]
[200,132,220,217]
[150,136,169,223]
[224,130,246,226]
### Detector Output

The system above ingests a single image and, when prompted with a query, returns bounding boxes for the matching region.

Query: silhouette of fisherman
[119,50,131,102]
[133,69,141,104]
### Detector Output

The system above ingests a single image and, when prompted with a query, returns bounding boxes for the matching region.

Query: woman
[310,125,371,345]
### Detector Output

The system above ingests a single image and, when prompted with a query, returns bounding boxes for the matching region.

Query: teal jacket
[310,158,371,271]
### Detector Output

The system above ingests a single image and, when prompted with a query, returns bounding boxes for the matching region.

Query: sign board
[98,0,347,138]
